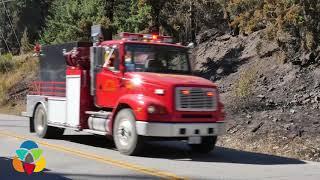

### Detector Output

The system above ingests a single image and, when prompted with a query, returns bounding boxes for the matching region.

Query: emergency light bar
[162,36,174,43]
[120,32,143,41]
[119,32,174,44]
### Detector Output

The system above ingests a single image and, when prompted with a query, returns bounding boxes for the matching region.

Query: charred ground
[193,29,320,161]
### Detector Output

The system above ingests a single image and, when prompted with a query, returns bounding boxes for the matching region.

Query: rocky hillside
[192,29,320,161]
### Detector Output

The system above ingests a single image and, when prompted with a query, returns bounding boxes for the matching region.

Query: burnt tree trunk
[148,0,166,34]
[104,0,115,40]
[190,1,196,45]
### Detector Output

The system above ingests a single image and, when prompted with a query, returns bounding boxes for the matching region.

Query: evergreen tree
[41,0,111,44]
[0,0,319,60]
[114,0,152,33]
[0,0,51,54]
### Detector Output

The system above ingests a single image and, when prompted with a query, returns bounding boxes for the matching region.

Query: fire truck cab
[23,29,225,156]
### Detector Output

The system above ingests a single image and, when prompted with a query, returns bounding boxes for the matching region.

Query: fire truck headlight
[131,77,142,86]
[147,105,167,114]
[147,105,156,114]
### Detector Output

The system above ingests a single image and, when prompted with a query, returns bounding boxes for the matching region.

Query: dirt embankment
[192,29,320,161]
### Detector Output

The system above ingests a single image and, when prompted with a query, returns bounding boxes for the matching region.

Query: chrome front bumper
[136,121,225,137]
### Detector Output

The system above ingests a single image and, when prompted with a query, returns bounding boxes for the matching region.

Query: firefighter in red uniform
[33,43,41,57]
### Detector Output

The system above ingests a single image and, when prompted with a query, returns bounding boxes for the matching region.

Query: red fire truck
[23,29,225,155]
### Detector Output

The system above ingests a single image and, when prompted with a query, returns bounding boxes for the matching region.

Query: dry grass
[0,101,26,115]
[219,132,320,162]
[305,31,315,51]
[275,50,287,65]
[233,65,258,98]
[255,41,263,56]
[0,54,38,105]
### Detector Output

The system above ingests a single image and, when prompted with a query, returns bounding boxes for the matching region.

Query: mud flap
[29,117,35,133]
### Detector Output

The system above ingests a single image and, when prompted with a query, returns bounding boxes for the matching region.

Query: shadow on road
[61,135,116,149]
[0,157,154,180]
[59,135,305,165]
[48,173,158,180]
[0,157,70,180]
[141,141,306,165]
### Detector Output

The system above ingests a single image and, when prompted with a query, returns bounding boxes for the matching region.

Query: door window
[103,47,120,71]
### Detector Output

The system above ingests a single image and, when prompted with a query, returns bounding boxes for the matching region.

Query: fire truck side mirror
[91,25,103,46]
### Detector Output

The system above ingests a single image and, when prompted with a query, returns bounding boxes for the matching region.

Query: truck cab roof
[100,32,187,49]
[100,40,187,49]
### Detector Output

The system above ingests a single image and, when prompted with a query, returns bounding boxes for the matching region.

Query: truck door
[95,46,122,108]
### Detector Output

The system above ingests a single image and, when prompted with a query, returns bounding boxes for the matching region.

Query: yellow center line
[0,130,187,180]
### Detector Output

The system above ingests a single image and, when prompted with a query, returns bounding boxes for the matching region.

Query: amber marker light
[152,35,158,40]
[207,91,215,97]
[181,90,190,95]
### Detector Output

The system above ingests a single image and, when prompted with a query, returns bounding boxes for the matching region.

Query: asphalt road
[0,114,320,180]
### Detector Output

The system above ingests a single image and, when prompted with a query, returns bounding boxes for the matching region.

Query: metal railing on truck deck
[29,81,66,97]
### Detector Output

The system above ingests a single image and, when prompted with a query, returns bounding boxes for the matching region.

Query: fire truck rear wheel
[34,104,64,139]
[113,108,144,156]
[189,136,217,153]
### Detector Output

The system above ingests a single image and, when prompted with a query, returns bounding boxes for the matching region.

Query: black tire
[189,136,217,153]
[34,104,64,139]
[113,108,144,156]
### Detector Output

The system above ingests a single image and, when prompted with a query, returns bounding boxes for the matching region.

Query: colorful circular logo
[12,140,46,175]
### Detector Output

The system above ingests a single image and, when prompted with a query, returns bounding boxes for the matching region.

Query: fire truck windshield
[124,44,191,75]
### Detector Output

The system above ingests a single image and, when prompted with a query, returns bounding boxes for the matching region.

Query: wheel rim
[35,107,45,133]
[117,118,133,147]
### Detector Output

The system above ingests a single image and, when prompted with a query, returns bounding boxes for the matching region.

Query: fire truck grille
[175,87,217,111]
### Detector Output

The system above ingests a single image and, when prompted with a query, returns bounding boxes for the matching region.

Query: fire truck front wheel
[189,136,217,153]
[113,108,144,156]
[34,104,64,139]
